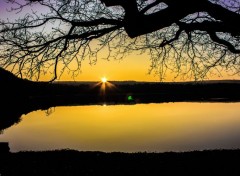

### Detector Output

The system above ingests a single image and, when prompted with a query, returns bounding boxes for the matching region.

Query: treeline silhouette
[10,80,240,105]
[1,67,240,105]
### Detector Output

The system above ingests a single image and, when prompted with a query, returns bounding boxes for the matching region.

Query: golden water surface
[1,103,240,152]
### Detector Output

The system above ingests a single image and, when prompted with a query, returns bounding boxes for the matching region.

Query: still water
[1,103,240,152]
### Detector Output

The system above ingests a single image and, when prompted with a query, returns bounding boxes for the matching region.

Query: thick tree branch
[178,21,239,36]
[1,0,240,81]
[208,31,240,54]
[68,26,120,40]
[159,28,183,47]
[72,18,123,27]
[202,0,240,37]
[177,21,240,54]
[124,3,198,38]
[140,0,162,14]
[204,0,240,22]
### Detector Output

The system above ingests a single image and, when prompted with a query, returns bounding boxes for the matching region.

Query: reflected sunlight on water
[1,103,240,152]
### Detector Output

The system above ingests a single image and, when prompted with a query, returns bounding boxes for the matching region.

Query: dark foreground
[1,149,240,175]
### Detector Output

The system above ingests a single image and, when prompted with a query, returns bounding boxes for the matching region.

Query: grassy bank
[1,149,240,175]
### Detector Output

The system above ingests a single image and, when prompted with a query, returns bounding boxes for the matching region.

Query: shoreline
[1,80,240,132]
[1,149,240,175]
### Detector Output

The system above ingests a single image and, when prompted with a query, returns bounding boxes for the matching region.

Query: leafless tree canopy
[0,0,239,81]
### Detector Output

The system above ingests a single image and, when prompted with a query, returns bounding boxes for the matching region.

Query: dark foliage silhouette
[0,0,239,81]
[1,150,240,175]
[0,142,9,153]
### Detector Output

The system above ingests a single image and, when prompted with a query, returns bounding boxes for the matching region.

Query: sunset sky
[0,0,239,82]
[1,0,240,157]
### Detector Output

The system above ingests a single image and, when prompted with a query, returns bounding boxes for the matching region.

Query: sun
[101,77,107,83]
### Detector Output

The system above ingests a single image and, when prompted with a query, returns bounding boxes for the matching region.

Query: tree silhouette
[0,0,239,81]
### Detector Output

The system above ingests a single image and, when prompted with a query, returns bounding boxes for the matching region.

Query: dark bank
[1,149,240,176]
[1,67,240,105]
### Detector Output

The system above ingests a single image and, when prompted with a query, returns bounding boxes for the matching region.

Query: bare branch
[0,0,239,81]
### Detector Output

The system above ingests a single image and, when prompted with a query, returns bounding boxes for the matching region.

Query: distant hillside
[53,80,240,86]
[0,67,35,85]
[0,68,35,100]
[0,67,27,84]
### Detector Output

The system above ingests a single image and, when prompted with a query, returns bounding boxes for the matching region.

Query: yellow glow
[2,103,240,152]
[101,77,107,83]
[35,50,240,82]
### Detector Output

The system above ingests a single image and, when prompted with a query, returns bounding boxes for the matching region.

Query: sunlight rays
[90,77,118,104]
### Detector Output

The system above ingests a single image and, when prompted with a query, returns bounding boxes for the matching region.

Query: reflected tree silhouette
[0,106,25,133]
[0,0,239,81]
[45,107,55,116]
[0,100,51,132]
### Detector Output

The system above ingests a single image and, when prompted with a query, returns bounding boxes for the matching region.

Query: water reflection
[0,99,129,132]
[1,103,240,152]
[0,101,53,132]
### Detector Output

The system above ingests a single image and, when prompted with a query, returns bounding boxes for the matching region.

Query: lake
[1,102,240,152]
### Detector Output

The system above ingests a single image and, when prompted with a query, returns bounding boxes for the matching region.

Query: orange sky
[54,53,160,82]
[1,1,240,82]
[41,52,240,82]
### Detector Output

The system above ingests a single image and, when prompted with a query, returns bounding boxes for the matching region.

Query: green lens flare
[128,95,133,101]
